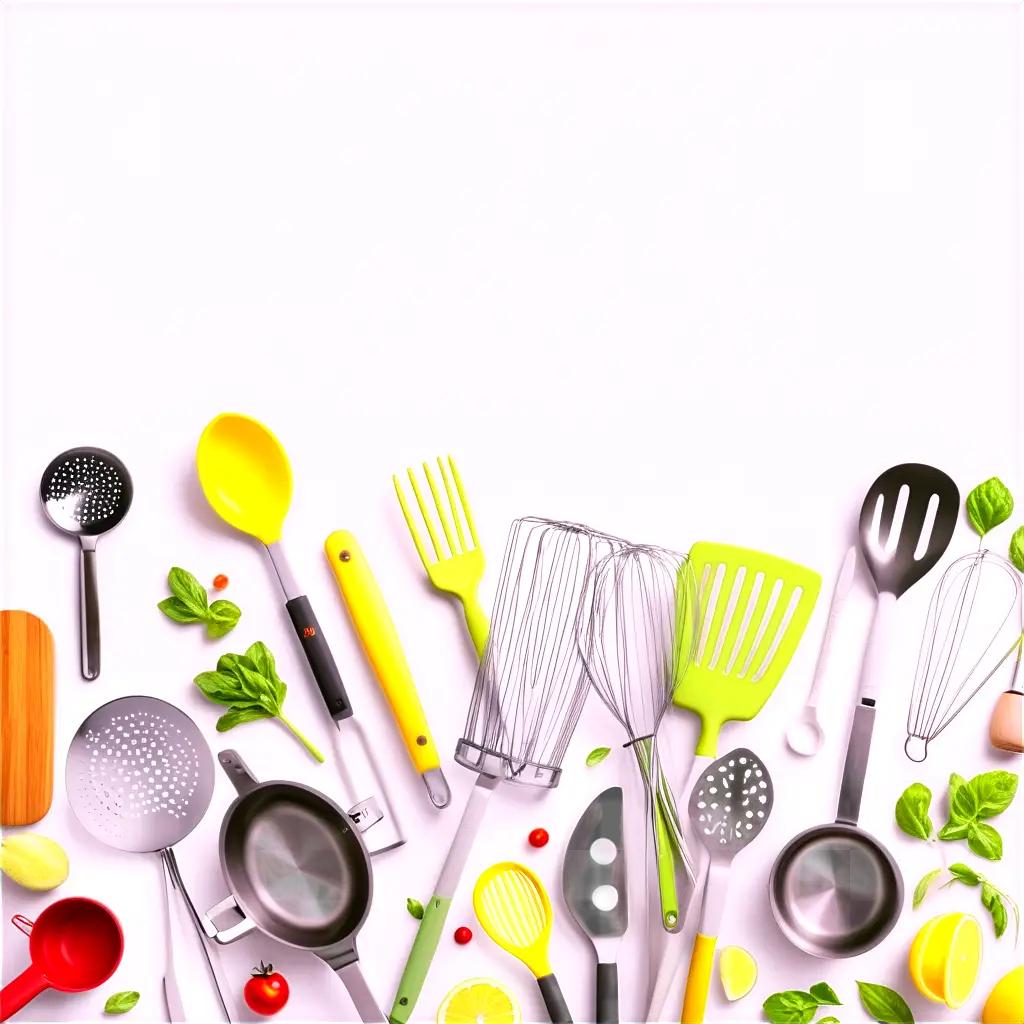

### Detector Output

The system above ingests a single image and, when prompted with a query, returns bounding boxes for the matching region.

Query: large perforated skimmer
[681,748,774,1024]
[40,447,133,680]
[66,697,231,1021]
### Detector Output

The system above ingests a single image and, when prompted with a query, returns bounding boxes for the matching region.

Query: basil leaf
[819,1019,840,1024]
[406,897,424,920]
[981,882,1008,938]
[168,567,209,617]
[969,770,1018,819]
[586,746,611,767]
[895,783,933,840]
[967,821,1003,861]
[947,863,981,887]
[157,596,203,624]
[194,671,251,707]
[949,773,979,823]
[938,820,970,841]
[856,982,914,1024]
[216,706,273,731]
[913,868,943,907]
[104,991,140,1015]
[966,478,1014,538]
[247,641,286,704]
[206,600,241,638]
[1011,526,1024,572]
[809,982,841,1005]
[762,990,819,1024]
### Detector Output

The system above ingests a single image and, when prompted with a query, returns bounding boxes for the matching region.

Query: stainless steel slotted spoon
[40,447,133,679]
[66,696,232,1022]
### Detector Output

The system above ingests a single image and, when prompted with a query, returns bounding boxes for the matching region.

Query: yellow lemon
[437,979,521,1024]
[719,945,757,1001]
[982,965,1024,1024]
[0,833,69,891]
[908,912,982,1009]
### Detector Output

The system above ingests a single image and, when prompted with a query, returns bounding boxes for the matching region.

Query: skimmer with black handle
[40,447,132,679]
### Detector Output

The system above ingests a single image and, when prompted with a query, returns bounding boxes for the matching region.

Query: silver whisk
[906,548,1023,760]
[390,517,619,1024]
[579,544,695,932]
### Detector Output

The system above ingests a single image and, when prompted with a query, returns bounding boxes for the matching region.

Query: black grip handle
[537,975,573,1024]
[596,963,618,1024]
[80,546,100,680]
[285,595,352,720]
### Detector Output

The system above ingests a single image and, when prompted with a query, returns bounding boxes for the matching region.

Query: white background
[1,2,1021,1022]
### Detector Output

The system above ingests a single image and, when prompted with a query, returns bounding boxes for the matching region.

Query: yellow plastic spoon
[195,412,404,854]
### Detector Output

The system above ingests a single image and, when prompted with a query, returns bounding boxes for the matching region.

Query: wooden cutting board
[1,610,55,825]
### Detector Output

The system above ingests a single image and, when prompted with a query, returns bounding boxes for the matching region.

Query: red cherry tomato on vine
[454,926,473,945]
[528,827,549,848]
[244,962,289,1016]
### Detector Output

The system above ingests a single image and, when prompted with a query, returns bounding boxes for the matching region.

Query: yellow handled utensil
[325,530,451,809]
[473,862,573,1024]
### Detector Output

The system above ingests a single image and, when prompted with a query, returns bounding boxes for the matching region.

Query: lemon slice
[909,914,949,1003]
[719,945,757,1001]
[908,912,982,1008]
[437,978,522,1024]
[943,914,982,1009]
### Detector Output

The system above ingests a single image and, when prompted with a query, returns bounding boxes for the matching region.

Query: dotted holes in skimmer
[694,754,770,845]
[44,454,126,526]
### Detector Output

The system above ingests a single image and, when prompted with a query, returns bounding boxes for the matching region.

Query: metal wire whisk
[906,548,1023,761]
[579,543,696,932]
[390,516,620,1024]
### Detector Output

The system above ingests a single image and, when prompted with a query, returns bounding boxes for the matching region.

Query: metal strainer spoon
[66,696,232,1021]
[681,748,774,1024]
[40,446,133,679]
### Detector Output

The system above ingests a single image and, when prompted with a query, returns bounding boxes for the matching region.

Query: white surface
[1,3,1021,1022]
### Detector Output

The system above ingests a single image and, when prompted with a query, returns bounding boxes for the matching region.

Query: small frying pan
[203,751,384,1023]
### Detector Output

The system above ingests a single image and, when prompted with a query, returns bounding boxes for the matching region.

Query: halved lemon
[982,965,1024,1024]
[908,912,982,1009]
[437,978,522,1024]
[719,945,757,1001]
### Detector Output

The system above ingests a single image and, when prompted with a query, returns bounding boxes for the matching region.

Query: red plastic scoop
[0,897,123,1021]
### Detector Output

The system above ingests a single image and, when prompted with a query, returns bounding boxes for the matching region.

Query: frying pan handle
[537,974,573,1024]
[0,965,49,1022]
[285,595,354,720]
[334,961,386,1022]
[202,895,257,945]
[837,701,875,826]
[217,749,260,794]
[80,540,101,680]
[595,963,618,1024]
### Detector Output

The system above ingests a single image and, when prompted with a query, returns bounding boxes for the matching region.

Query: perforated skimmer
[40,446,133,679]
[66,697,231,1021]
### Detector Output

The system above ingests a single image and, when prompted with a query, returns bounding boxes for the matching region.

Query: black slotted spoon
[40,446,132,679]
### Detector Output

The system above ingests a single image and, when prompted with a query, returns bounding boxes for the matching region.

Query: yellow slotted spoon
[473,863,573,1024]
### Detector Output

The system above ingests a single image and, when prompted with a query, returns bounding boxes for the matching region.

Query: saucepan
[203,750,384,1022]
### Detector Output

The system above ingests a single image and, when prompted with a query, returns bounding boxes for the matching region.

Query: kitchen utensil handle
[806,546,858,707]
[837,700,876,825]
[285,595,353,720]
[325,531,443,777]
[161,848,235,1022]
[80,542,100,679]
[858,590,896,703]
[653,788,680,931]
[202,894,257,945]
[595,963,618,1024]
[537,974,573,1024]
[680,933,716,1024]
[336,961,386,1023]
[0,965,48,1022]
[990,690,1024,753]
[389,774,499,1024]
[460,593,489,659]
[217,749,260,794]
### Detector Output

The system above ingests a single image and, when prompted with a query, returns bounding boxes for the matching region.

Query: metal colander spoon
[40,446,133,679]
[66,696,232,1021]
[681,748,774,1024]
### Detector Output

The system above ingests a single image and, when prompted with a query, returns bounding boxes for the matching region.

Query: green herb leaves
[856,982,914,1024]
[1011,526,1024,572]
[194,641,324,762]
[104,992,140,1016]
[896,772,1017,860]
[159,567,240,638]
[586,746,611,767]
[914,862,1019,940]
[762,983,842,1024]
[967,478,1014,539]
[406,898,424,920]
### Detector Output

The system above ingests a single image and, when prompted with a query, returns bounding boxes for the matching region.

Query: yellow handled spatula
[325,530,451,808]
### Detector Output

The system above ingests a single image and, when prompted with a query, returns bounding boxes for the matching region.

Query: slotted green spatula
[647,541,821,1020]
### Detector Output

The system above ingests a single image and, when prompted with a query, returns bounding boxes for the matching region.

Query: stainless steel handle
[217,749,260,795]
[202,893,257,945]
[336,961,386,1022]
[836,701,875,826]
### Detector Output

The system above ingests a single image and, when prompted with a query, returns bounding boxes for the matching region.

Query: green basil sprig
[194,641,324,762]
[914,862,1019,941]
[966,478,1014,539]
[104,992,140,1016]
[762,983,841,1024]
[586,746,611,767]
[856,982,914,1024]
[159,567,240,638]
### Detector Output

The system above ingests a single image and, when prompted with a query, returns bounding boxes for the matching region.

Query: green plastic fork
[393,456,488,657]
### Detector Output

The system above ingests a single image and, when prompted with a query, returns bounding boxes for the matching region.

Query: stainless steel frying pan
[203,751,384,1022]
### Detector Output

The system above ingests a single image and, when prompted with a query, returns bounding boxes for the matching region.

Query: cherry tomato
[213,574,229,591]
[454,926,473,945]
[244,962,289,1016]
[528,827,549,848]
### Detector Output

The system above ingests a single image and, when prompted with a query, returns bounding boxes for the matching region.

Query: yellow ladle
[195,412,404,854]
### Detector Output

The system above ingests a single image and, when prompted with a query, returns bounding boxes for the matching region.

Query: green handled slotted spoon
[647,541,821,1020]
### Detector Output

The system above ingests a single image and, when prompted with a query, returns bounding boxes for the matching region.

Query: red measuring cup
[0,897,124,1021]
